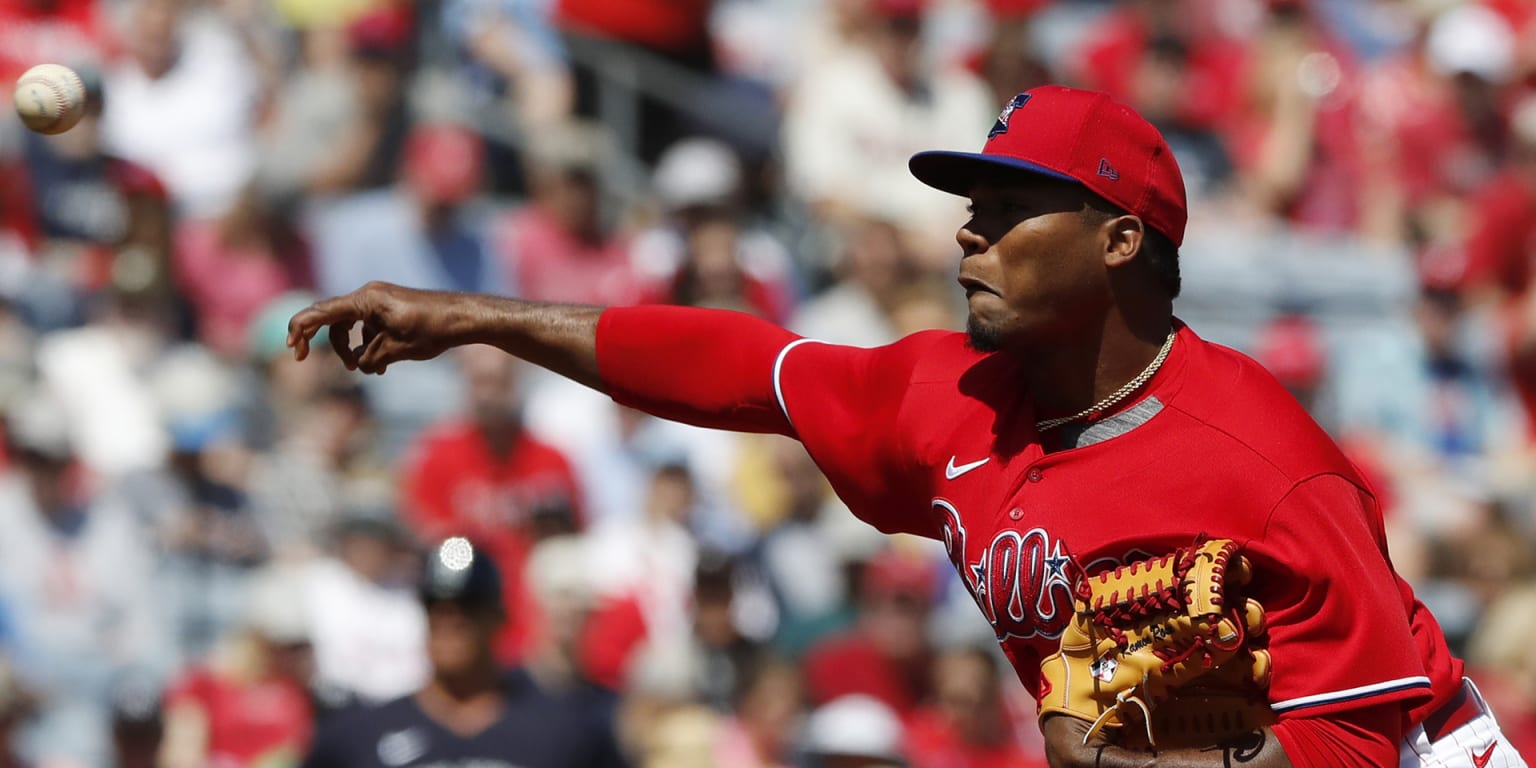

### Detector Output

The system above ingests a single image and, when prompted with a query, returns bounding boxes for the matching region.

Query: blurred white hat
[653,138,742,210]
[243,564,311,644]
[6,387,73,461]
[524,534,594,607]
[1426,3,1515,82]
[803,694,905,762]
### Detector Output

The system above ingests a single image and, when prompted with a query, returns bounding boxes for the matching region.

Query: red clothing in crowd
[556,0,711,53]
[163,667,313,768]
[1462,172,1536,298]
[174,220,300,358]
[1070,3,1245,131]
[402,421,585,662]
[0,0,109,84]
[802,630,928,718]
[498,207,639,307]
[903,708,1047,768]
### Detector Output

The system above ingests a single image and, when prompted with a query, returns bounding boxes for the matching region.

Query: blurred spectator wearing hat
[100,0,270,221]
[801,547,936,718]
[495,122,639,307]
[800,694,905,768]
[781,0,994,268]
[304,510,427,705]
[306,121,506,445]
[633,137,796,324]
[157,564,316,768]
[310,121,504,299]
[403,345,585,664]
[302,537,628,768]
[0,388,171,768]
[1355,1,1517,253]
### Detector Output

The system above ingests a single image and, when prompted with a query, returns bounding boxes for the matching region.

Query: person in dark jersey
[288,86,1525,767]
[301,537,627,768]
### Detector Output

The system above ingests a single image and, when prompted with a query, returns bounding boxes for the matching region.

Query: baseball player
[288,85,1525,767]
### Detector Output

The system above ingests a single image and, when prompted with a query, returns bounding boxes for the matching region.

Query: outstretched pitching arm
[286,281,800,435]
[286,281,607,389]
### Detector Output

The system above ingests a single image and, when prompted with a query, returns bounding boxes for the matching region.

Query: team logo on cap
[989,93,1032,138]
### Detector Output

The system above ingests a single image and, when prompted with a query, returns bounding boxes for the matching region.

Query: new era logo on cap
[908,85,1188,246]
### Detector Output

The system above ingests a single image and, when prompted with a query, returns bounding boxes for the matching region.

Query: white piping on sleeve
[1270,676,1432,713]
[772,338,823,430]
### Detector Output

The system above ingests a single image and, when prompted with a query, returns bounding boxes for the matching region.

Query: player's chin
[965,314,1007,353]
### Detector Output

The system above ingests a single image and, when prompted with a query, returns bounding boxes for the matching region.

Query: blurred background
[1,0,1535,765]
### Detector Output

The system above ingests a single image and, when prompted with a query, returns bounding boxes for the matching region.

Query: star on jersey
[1043,547,1072,584]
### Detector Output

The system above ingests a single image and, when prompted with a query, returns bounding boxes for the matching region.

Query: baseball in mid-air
[13,64,87,135]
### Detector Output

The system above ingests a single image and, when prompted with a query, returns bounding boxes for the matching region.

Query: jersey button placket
[1026,467,1043,483]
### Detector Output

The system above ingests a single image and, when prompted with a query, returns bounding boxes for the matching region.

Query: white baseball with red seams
[13,63,86,135]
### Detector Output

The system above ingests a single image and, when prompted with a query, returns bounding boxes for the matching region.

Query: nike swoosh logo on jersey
[1473,742,1498,768]
[945,456,989,480]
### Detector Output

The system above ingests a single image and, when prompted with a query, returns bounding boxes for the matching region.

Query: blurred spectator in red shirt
[1070,0,1244,132]
[1358,3,1516,240]
[402,345,584,663]
[1230,0,1370,234]
[158,565,314,768]
[1462,95,1536,301]
[173,186,306,360]
[801,547,936,717]
[904,645,1046,768]
[497,124,639,306]
[0,0,108,86]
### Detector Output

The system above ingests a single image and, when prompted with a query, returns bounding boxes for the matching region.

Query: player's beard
[966,315,1005,352]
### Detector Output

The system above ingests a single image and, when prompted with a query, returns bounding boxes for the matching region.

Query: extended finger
[288,295,361,361]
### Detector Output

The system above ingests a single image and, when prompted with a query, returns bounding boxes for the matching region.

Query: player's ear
[1102,215,1145,269]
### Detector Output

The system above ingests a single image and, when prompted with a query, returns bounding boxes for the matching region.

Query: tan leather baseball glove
[1038,538,1273,749]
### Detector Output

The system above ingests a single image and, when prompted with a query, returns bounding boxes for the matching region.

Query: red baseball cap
[909,85,1189,246]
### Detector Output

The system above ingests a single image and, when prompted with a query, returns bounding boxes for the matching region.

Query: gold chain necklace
[1034,331,1177,432]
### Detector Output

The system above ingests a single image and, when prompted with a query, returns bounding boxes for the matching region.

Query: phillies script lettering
[935,499,1076,640]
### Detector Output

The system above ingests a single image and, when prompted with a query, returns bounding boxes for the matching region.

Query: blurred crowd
[2,0,1536,766]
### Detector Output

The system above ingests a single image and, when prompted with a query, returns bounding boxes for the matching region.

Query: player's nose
[956,225,989,260]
